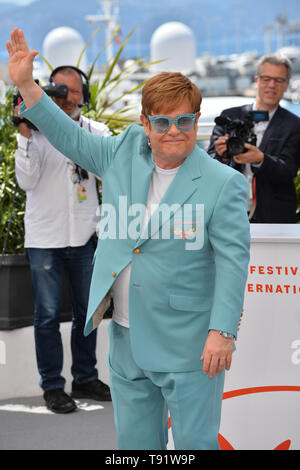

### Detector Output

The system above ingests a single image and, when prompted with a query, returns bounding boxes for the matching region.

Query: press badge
[77,185,87,201]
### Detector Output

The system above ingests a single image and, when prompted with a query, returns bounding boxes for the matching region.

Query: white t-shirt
[15,116,110,248]
[112,163,180,328]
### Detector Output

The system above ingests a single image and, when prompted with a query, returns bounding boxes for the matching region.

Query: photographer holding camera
[207,53,300,223]
[14,66,111,413]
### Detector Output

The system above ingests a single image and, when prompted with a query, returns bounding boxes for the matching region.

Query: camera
[215,110,269,159]
[12,79,68,130]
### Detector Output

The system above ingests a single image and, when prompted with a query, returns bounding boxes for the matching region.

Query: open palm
[7,28,38,88]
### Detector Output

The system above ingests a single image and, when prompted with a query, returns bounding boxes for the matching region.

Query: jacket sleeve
[208,170,250,338]
[253,121,300,183]
[14,133,42,191]
[206,112,228,161]
[20,93,118,178]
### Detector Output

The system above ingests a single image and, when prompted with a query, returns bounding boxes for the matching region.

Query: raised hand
[7,28,43,107]
[7,28,38,88]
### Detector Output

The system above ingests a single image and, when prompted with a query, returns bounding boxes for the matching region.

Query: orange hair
[141,72,202,116]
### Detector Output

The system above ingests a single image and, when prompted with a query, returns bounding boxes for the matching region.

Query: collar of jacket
[131,127,202,244]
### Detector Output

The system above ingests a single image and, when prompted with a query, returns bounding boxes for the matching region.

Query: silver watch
[219,331,235,339]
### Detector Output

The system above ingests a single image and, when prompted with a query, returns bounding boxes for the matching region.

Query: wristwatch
[218,331,235,339]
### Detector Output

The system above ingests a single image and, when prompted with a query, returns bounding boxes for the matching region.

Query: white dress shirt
[15,115,110,248]
[244,104,277,212]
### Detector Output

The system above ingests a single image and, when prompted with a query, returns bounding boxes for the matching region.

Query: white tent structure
[42,27,88,71]
[150,21,196,73]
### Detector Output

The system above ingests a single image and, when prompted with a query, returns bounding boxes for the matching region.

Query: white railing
[197,121,215,149]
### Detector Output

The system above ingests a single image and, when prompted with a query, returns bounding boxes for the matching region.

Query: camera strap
[72,118,92,184]
[248,176,256,220]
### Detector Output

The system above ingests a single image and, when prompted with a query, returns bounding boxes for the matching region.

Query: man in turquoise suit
[8,29,250,450]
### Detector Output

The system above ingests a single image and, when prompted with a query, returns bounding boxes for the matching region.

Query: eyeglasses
[148,113,197,133]
[259,75,288,85]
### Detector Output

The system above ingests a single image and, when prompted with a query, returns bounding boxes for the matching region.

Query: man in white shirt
[14,66,111,413]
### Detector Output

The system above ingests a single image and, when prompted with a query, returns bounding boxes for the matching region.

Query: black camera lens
[227,137,245,156]
[42,83,69,98]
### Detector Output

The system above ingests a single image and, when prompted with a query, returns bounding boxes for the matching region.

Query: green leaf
[88,24,122,79]
[38,53,53,73]
[76,24,102,69]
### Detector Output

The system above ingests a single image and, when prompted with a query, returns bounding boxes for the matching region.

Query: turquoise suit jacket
[21,93,250,373]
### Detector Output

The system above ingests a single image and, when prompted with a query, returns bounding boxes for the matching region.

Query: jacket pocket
[169,294,212,312]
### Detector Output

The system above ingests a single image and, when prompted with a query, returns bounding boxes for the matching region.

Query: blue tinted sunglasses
[148,113,197,133]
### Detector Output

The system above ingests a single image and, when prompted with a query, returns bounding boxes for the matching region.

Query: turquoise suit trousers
[108,321,225,450]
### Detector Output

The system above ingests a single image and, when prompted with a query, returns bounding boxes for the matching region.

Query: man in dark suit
[207,53,300,223]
